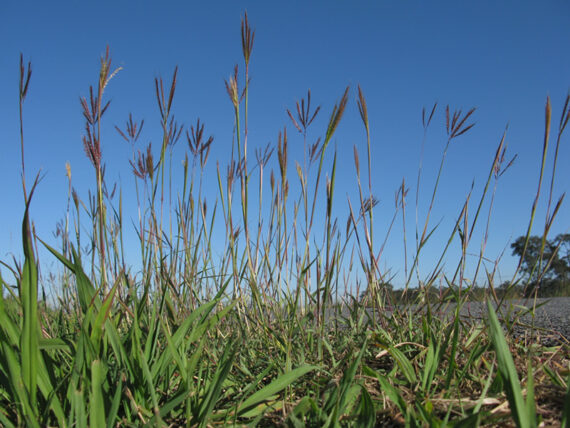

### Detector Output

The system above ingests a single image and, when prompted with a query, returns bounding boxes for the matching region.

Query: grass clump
[1,13,569,427]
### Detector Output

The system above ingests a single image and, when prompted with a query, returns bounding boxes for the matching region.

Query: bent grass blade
[486,301,536,428]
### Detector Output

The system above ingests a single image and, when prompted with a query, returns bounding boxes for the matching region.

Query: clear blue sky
[1,1,569,290]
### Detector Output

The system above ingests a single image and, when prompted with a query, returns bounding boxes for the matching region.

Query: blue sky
[1,1,569,290]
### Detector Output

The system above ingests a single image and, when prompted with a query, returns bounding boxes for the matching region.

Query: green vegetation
[507,234,570,298]
[1,14,569,427]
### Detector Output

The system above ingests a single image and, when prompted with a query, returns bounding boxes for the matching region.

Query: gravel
[454,297,570,346]
[380,297,570,346]
[332,297,570,346]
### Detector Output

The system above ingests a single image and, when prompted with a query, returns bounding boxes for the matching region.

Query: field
[1,14,569,427]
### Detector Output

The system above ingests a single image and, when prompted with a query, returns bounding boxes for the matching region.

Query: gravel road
[373,297,570,346]
[326,297,570,346]
[454,297,570,346]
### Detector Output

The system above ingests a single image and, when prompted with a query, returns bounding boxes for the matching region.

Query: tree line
[504,233,570,298]
[368,233,570,304]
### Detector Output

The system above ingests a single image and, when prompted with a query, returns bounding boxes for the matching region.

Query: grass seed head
[277,128,288,185]
[241,11,255,66]
[19,53,32,100]
[115,113,144,146]
[357,85,369,134]
[325,86,350,144]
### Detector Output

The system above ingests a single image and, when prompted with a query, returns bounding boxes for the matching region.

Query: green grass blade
[36,351,66,426]
[40,239,97,314]
[237,364,318,417]
[0,410,16,428]
[104,318,134,377]
[363,365,408,417]
[90,277,119,354]
[89,359,107,428]
[152,299,232,381]
[70,388,87,428]
[197,339,237,427]
[20,199,39,410]
[233,362,275,412]
[0,341,39,427]
[356,385,375,428]
[328,342,367,418]
[0,273,21,346]
[444,310,461,390]
[235,396,281,418]
[156,388,187,422]
[38,337,69,352]
[421,341,435,392]
[138,345,160,419]
[387,345,417,384]
[486,301,534,428]
[186,334,207,387]
[106,372,122,428]
[158,316,190,384]
[289,396,321,422]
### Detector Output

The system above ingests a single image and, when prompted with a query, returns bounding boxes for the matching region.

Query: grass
[1,13,569,427]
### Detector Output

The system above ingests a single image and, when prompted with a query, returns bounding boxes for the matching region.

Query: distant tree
[552,233,570,281]
[511,236,558,281]
[511,234,570,297]
[359,282,393,300]
[495,281,524,299]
